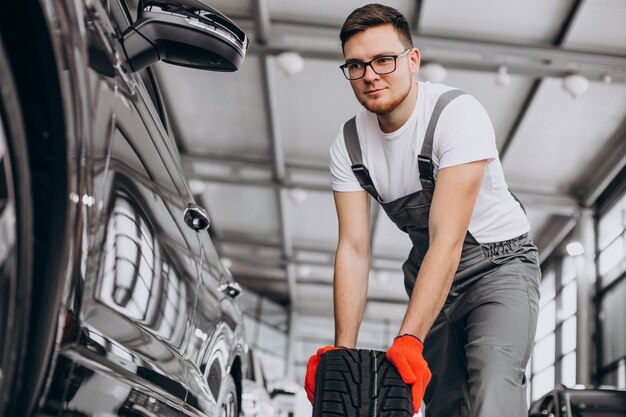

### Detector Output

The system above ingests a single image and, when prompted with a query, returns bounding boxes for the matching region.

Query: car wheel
[0,33,33,416]
[219,374,239,417]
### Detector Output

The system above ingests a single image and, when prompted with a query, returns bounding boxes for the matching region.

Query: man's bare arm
[333,190,371,348]
[398,160,487,340]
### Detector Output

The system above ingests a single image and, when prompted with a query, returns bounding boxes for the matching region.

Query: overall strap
[343,117,383,201]
[418,89,465,188]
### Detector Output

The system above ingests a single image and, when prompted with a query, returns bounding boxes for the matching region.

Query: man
[304,4,541,417]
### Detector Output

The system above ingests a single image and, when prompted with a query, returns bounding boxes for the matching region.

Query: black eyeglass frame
[339,48,413,80]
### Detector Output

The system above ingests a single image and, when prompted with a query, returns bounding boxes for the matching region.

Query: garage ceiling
[150,0,626,377]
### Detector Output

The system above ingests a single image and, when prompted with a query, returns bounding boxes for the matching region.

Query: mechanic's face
[343,24,420,115]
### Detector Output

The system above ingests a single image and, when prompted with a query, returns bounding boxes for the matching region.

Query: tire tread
[313,349,413,417]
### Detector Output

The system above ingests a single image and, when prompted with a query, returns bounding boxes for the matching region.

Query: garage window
[241,290,288,381]
[530,256,578,401]
[597,189,626,387]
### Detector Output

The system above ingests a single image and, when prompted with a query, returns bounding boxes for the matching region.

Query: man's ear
[409,48,421,74]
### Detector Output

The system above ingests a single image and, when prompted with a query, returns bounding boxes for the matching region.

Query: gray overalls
[343,90,541,417]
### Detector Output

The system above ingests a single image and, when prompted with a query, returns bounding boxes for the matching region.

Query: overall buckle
[351,164,373,187]
[417,155,435,183]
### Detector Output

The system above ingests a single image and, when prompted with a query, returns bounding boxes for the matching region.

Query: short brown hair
[340,4,413,49]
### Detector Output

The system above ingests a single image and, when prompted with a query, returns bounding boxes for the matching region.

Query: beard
[357,82,412,115]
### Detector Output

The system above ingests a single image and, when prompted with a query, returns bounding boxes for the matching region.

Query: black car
[529,385,626,417]
[0,1,248,416]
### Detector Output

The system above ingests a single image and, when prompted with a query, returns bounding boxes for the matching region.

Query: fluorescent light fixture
[566,241,584,256]
[420,62,447,83]
[288,187,308,204]
[276,51,304,76]
[188,178,206,195]
[562,74,589,98]
[496,65,511,86]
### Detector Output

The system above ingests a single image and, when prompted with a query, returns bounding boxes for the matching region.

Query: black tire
[0,33,33,417]
[313,349,413,417]
[219,374,239,417]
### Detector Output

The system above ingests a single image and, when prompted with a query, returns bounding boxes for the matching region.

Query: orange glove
[304,346,343,403]
[386,334,431,414]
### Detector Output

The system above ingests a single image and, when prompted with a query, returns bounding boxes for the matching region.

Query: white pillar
[575,208,595,385]
[618,358,626,388]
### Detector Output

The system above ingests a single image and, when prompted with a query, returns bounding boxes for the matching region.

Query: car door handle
[218,282,241,298]
[183,203,210,231]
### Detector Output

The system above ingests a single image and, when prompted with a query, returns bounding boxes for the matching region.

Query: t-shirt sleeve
[330,126,363,192]
[434,94,498,170]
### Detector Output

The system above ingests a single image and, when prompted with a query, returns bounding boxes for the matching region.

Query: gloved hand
[304,346,343,403]
[386,334,431,414]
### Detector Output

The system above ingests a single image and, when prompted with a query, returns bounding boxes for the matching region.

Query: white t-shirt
[330,81,529,243]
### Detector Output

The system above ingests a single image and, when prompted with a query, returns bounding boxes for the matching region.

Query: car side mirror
[121,0,248,72]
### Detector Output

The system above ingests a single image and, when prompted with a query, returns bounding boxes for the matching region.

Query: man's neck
[377,81,419,134]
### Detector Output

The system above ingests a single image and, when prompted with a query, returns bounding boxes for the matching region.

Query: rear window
[568,390,626,417]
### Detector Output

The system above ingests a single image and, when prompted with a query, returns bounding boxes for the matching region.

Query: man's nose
[363,64,380,82]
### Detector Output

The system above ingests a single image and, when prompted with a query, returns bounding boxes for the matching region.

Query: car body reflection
[0,0,249,416]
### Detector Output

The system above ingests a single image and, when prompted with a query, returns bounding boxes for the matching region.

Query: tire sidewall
[0,32,33,416]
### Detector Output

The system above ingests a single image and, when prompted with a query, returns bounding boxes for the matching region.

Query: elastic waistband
[481,233,531,258]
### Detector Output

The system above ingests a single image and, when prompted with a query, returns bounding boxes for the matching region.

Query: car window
[101,0,132,31]
[102,1,170,132]
[568,390,626,417]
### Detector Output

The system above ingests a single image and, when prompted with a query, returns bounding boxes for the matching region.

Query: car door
[70,0,205,414]
[183,234,246,416]
[105,0,229,411]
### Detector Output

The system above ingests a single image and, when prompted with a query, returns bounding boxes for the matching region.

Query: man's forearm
[398,240,463,341]
[333,246,370,348]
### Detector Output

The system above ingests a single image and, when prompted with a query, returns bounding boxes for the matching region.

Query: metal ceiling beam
[182,151,326,171]
[184,155,581,214]
[554,0,585,46]
[260,50,299,309]
[579,116,626,207]
[509,0,589,262]
[501,0,587,160]
[255,0,301,379]
[410,0,424,33]
[239,20,626,82]
[500,80,542,159]
[189,172,580,215]
[226,253,404,274]
[254,0,271,45]
[218,231,407,263]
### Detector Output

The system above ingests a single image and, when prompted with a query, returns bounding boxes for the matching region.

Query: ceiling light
[566,241,584,256]
[562,74,589,98]
[188,178,206,195]
[297,265,312,278]
[496,65,511,86]
[288,187,308,204]
[420,62,447,83]
[276,51,304,76]
[375,271,390,284]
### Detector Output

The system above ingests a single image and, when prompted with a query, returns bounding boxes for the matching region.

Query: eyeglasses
[340,49,412,80]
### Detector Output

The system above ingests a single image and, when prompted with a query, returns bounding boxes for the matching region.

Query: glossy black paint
[0,1,248,416]
[529,385,626,417]
[123,0,249,72]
